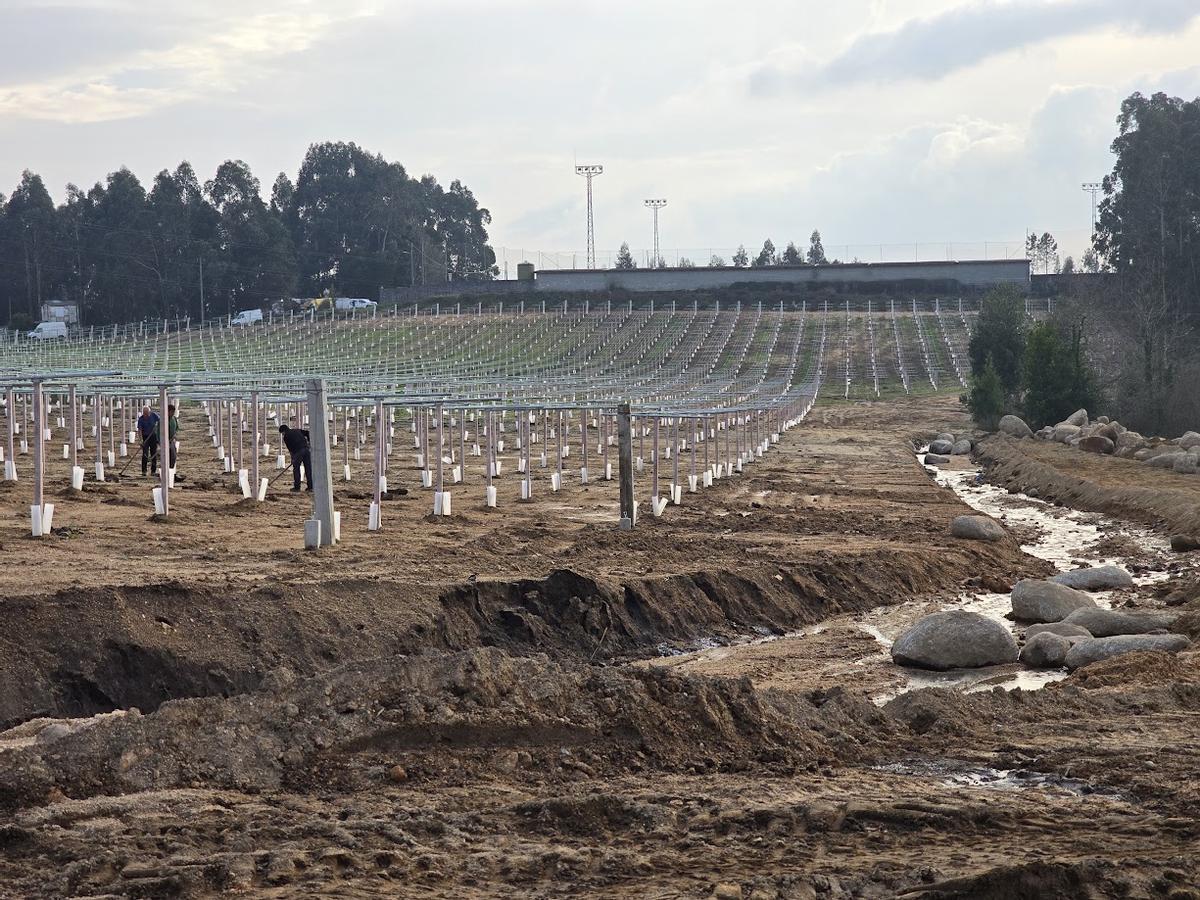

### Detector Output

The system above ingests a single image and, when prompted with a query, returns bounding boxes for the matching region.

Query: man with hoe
[279,422,313,491]
[137,405,160,476]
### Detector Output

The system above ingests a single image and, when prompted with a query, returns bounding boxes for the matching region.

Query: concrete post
[305,377,336,547]
[159,385,170,516]
[251,391,261,498]
[617,402,634,529]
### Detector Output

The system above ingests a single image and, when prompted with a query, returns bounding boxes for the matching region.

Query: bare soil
[1,395,1199,899]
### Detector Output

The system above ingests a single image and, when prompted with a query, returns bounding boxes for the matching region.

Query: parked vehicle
[230,309,264,326]
[301,297,333,314]
[334,298,377,312]
[28,321,68,340]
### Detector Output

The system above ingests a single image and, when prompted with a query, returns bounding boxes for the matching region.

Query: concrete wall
[534,259,1030,293]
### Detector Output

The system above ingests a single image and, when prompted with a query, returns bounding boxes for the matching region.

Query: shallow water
[874,758,1122,798]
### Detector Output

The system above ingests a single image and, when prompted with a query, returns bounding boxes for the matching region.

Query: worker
[278,423,313,491]
[137,405,160,476]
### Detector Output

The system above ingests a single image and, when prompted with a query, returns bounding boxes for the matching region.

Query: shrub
[968,285,1027,400]
[1022,320,1098,427]
[965,356,1006,430]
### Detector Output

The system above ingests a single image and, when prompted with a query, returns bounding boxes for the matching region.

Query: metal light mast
[1081,182,1102,233]
[644,199,666,267]
[576,165,603,268]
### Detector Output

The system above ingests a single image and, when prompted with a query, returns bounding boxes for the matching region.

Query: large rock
[1178,431,1200,451]
[1078,435,1115,455]
[1114,431,1145,457]
[1063,607,1179,637]
[923,453,950,465]
[1173,453,1199,475]
[949,515,1006,542]
[1050,565,1134,591]
[1096,422,1123,442]
[998,415,1033,439]
[1010,579,1098,623]
[951,438,973,455]
[891,610,1019,671]
[1170,534,1200,552]
[1019,632,1074,668]
[1026,622,1094,640]
[1064,634,1190,671]
[936,433,955,443]
[1065,409,1089,427]
[1052,424,1081,444]
[928,439,954,455]
[1146,452,1188,469]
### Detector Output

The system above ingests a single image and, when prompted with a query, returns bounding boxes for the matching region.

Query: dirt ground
[1,394,1199,898]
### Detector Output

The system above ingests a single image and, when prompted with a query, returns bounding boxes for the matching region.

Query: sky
[2,0,1199,272]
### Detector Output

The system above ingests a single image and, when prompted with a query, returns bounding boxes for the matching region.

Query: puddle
[873,758,1122,798]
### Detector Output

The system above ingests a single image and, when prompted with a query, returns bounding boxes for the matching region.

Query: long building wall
[533,259,1030,292]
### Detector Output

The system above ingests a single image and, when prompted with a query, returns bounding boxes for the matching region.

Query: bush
[968,285,1027,400]
[965,357,1006,430]
[1022,320,1098,428]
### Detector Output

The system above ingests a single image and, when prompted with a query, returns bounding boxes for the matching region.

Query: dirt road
[1,394,1198,899]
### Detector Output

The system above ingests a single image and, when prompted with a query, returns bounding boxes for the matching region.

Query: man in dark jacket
[278,423,312,491]
[137,405,160,476]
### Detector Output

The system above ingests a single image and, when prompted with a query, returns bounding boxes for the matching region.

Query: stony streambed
[647,452,1176,702]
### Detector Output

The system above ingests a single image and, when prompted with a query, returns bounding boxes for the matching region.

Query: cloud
[753,0,1200,91]
[0,3,381,123]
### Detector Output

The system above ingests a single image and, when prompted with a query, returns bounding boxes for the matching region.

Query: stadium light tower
[644,199,667,267]
[576,165,603,268]
[1082,182,1102,233]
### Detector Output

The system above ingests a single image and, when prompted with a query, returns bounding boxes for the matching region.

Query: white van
[231,309,264,326]
[28,321,68,340]
[334,298,377,313]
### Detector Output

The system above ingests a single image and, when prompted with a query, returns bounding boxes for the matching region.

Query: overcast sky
[2,0,1198,270]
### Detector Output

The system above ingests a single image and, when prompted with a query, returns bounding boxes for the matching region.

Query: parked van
[231,309,263,326]
[334,298,377,313]
[28,321,68,340]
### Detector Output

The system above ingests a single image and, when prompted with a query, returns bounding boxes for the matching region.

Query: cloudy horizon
[2,0,1198,271]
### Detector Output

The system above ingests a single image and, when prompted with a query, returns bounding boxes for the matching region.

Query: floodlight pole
[575,164,603,269]
[1081,182,1102,234]
[644,199,666,267]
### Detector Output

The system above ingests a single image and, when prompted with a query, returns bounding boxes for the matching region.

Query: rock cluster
[891,563,1192,674]
[1010,408,1200,474]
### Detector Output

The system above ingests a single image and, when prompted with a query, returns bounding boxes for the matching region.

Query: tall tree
[968,284,1027,401]
[614,242,637,269]
[732,245,749,267]
[1094,92,1200,317]
[3,170,58,321]
[753,239,777,267]
[806,230,827,265]
[781,241,802,265]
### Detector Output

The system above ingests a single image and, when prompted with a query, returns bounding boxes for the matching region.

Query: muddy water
[647,453,1173,701]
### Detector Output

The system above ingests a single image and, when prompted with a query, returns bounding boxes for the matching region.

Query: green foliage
[753,239,777,267]
[1025,231,1059,274]
[0,142,497,325]
[614,243,637,270]
[1094,91,1200,317]
[1021,320,1098,428]
[781,242,802,265]
[807,230,827,265]
[732,245,749,268]
[965,356,1006,430]
[967,284,1027,398]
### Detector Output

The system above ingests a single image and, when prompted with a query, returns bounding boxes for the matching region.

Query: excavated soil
[2,394,1199,898]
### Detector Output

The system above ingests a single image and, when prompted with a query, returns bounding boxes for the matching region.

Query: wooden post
[305,377,336,547]
[617,402,634,528]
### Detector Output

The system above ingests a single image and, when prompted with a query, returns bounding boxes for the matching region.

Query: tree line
[614,230,831,270]
[967,90,1200,437]
[0,141,498,327]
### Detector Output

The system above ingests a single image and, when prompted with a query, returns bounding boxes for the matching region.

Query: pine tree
[614,242,637,270]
